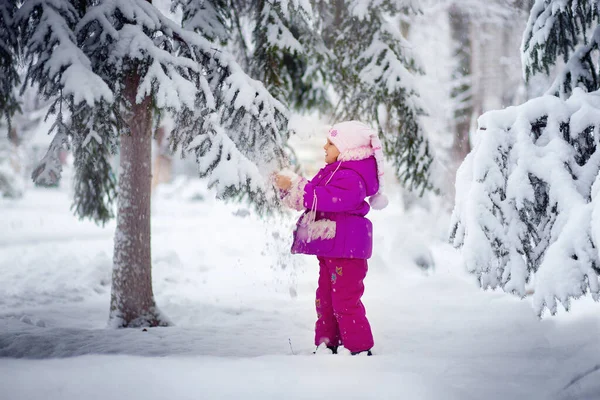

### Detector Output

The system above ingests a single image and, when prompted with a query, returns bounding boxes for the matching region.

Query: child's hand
[274,174,292,190]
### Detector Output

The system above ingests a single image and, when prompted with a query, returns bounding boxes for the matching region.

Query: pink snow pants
[314,257,374,353]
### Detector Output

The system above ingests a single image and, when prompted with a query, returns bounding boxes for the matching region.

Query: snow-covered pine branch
[15,0,113,106]
[331,0,433,193]
[522,0,600,98]
[0,1,20,129]
[251,0,309,100]
[451,88,600,316]
[76,0,202,112]
[168,0,291,207]
[69,101,119,224]
[30,115,69,187]
[449,105,513,291]
[172,0,230,43]
[185,112,269,203]
[18,0,289,218]
[15,0,116,212]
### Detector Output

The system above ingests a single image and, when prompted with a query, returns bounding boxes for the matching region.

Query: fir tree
[13,0,289,327]
[320,0,434,194]
[451,91,600,316]
[522,0,600,98]
[211,0,329,112]
[0,1,20,129]
[0,129,25,198]
[451,0,600,316]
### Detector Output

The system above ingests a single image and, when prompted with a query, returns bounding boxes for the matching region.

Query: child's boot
[351,349,373,356]
[313,343,338,355]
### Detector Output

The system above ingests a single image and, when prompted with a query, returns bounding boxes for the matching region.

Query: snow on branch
[73,0,288,202]
[16,0,112,105]
[546,25,600,98]
[522,0,600,97]
[451,88,600,316]
[173,0,230,43]
[77,0,202,110]
[0,1,20,127]
[31,119,69,186]
[261,1,306,55]
[358,30,417,99]
[188,113,265,194]
[168,4,289,193]
[333,2,432,193]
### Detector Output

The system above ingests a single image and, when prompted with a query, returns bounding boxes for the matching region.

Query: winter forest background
[4,0,600,399]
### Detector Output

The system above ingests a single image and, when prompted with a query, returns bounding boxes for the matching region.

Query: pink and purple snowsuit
[282,156,378,353]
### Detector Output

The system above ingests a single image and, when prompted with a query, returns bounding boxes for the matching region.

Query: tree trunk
[447,5,473,204]
[109,64,169,328]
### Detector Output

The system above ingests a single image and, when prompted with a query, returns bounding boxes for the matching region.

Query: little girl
[275,120,388,355]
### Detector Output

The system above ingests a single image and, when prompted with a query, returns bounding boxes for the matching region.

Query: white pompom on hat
[327,120,388,210]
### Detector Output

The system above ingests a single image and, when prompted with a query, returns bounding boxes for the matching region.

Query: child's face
[323,139,340,164]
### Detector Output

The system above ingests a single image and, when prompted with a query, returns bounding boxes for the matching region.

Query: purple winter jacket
[284,157,379,259]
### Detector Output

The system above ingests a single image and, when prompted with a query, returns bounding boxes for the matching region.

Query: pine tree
[320,0,434,194]
[14,0,289,327]
[451,91,600,315]
[522,0,600,98]
[0,1,20,129]
[452,0,600,316]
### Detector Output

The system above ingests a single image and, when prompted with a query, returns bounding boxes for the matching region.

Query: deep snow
[1,184,600,400]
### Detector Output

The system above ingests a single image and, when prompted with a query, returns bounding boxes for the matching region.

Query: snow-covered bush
[451,0,600,316]
[451,88,600,316]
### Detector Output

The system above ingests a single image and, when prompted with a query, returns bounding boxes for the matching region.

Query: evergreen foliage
[452,0,600,316]
[451,89,600,316]
[523,0,600,97]
[177,0,434,193]
[14,0,289,222]
[318,0,434,194]
[0,1,20,130]
[7,0,435,204]
[250,0,311,101]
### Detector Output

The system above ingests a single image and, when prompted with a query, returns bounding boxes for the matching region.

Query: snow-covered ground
[1,184,600,400]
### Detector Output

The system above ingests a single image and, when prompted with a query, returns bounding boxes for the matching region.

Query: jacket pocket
[293,212,337,254]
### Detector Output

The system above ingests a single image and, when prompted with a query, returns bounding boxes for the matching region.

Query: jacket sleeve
[302,170,366,212]
[280,175,308,211]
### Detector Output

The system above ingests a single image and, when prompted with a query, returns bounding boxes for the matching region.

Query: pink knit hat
[327,120,389,210]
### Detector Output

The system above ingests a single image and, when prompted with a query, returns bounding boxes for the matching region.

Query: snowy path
[1,188,600,400]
